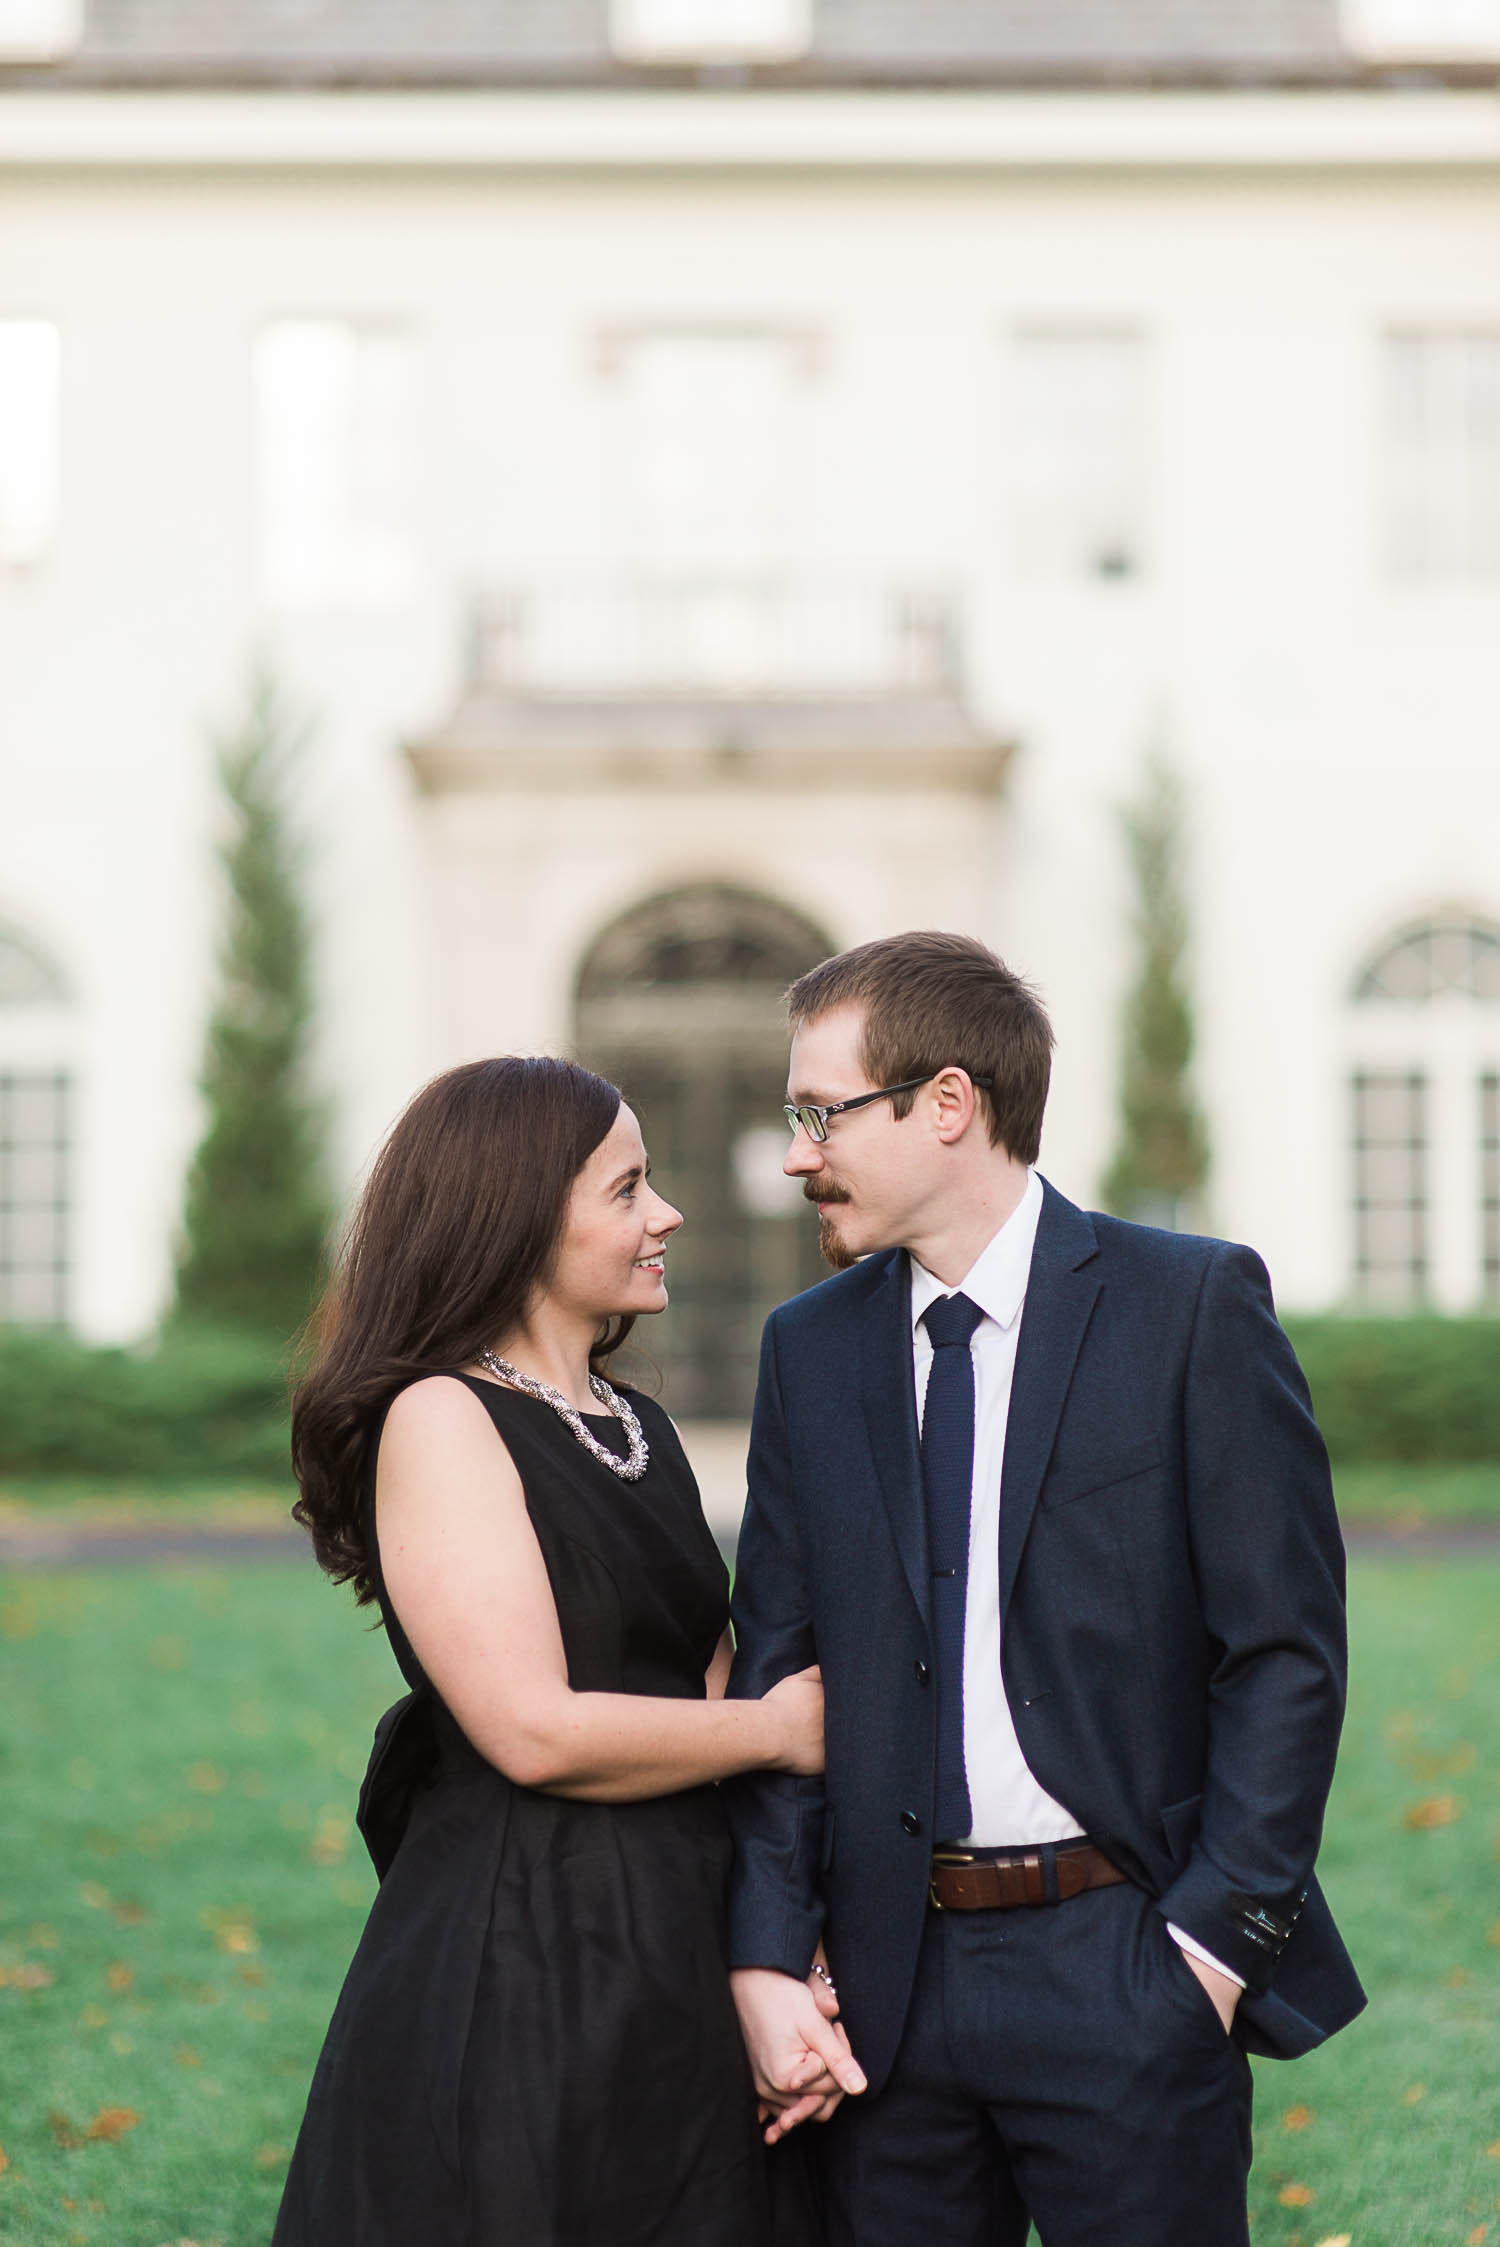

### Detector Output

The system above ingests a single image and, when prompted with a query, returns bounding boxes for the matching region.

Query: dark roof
[3,0,1493,90]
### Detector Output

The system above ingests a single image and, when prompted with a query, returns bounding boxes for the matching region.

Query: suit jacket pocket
[1159,1792,1204,1866]
[1041,1433,1166,1509]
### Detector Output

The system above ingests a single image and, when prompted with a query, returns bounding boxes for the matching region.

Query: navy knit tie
[920,1290,984,1844]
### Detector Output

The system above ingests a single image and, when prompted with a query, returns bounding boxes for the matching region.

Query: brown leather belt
[929,1841,1127,1912]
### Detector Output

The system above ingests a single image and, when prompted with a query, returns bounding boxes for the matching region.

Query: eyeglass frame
[783,1070,994,1145]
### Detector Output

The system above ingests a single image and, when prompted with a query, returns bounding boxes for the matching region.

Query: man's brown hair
[785,931,1053,1164]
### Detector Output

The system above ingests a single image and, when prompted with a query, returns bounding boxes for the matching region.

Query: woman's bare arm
[376,1379,820,1803]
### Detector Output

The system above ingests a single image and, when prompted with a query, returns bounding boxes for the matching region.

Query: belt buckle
[928,1847,976,1912]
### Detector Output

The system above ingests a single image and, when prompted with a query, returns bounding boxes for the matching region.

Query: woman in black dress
[274,1056,832,2246]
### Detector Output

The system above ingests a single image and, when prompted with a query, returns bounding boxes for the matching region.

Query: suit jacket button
[901,1811,922,1837]
[913,1661,930,1686]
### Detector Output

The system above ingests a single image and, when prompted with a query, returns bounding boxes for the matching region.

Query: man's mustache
[803,1180,851,1206]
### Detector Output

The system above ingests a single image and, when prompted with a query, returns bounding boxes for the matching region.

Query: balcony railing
[471,575,959,698]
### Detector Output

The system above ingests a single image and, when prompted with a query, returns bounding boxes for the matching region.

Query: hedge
[1281,1315,1500,1464]
[0,1314,1497,1480]
[0,1326,291,1482]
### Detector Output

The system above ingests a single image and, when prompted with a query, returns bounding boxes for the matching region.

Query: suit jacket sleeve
[721,1314,827,1978]
[1156,1241,1348,1993]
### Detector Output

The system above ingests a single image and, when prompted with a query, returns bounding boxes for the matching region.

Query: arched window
[1348,911,1500,1309]
[575,884,832,1417]
[0,923,73,1326]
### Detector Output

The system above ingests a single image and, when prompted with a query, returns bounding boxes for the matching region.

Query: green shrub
[0,1326,290,1481]
[1283,1314,1500,1463]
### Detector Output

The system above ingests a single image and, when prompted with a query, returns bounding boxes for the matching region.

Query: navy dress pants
[820,1882,1253,2247]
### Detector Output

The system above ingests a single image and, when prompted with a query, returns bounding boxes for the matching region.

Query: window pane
[1342,0,1500,57]
[0,321,60,566]
[1007,330,1149,581]
[1482,1073,1500,1304]
[1351,1071,1427,1305]
[609,0,811,60]
[1382,332,1500,580]
[0,1071,69,1326]
[255,320,420,609]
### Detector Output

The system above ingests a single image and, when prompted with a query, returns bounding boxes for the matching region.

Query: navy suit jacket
[724,1181,1366,2095]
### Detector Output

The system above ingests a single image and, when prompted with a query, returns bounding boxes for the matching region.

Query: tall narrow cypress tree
[171,670,332,1341]
[1101,753,1211,1229]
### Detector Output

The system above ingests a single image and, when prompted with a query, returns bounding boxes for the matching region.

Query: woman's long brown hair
[291,1056,627,1604]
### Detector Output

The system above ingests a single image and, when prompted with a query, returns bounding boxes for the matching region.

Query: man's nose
[783,1126,823,1177]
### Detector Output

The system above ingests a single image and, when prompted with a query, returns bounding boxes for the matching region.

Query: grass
[0,1555,1496,2247]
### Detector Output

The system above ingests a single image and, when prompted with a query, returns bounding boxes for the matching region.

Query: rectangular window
[1342,0,1500,57]
[1351,1070,1428,1306]
[1382,331,1500,580]
[605,330,807,686]
[609,0,811,62]
[0,1070,69,1326]
[255,320,420,610]
[0,0,82,61]
[0,320,61,567]
[1482,1072,1500,1304]
[1005,329,1149,583]
[620,331,801,573]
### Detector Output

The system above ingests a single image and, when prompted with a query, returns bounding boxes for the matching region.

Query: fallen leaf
[0,1962,56,1990]
[84,2107,139,2143]
[78,1884,110,1912]
[1488,2142,1500,2160]
[1403,1795,1461,1830]
[237,1964,265,1987]
[49,2113,83,2150]
[243,1999,270,2024]
[1280,2184,1315,2207]
[28,1925,59,1948]
[173,2046,202,2070]
[309,1811,349,1867]
[1283,2104,1314,2132]
[202,1908,256,1956]
[0,2146,8,2175]
[1488,1924,1500,1948]
[109,2032,134,2055]
[105,1963,133,1994]
[80,2005,108,2029]
[1312,2235,1351,2247]
[1466,2227,1488,2245]
[187,1765,224,1795]
[111,1899,147,1927]
[253,2145,288,2170]
[1403,2083,1426,2105]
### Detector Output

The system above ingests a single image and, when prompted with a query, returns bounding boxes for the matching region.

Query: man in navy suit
[725,931,1364,2247]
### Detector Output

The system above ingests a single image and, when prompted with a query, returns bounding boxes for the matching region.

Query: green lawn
[0,1554,1497,2247]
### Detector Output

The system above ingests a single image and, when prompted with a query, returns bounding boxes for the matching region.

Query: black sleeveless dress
[273,1376,774,2247]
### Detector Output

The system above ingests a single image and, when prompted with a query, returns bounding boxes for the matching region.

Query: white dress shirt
[908,1169,1242,1987]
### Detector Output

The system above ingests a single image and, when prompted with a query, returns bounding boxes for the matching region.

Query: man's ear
[930,1068,980,1145]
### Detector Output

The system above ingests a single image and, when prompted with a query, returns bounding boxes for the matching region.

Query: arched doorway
[575,884,832,1417]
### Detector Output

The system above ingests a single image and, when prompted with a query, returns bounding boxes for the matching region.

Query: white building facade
[2,0,1499,1408]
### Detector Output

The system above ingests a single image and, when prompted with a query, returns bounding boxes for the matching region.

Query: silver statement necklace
[477,1349,650,1482]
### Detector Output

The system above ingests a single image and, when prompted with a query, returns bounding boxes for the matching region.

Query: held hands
[761,1664,825,1775]
[730,1960,867,2148]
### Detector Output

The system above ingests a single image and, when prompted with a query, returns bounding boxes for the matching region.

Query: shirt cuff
[1167,1922,1247,1990]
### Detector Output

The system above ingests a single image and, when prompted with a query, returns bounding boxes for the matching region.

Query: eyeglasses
[783,1072,993,1145]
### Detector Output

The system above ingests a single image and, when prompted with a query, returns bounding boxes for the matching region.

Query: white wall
[1,121,1497,1335]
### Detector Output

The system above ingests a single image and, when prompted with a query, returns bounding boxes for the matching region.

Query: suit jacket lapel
[857,1250,929,1623]
[998,1182,1102,1617]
